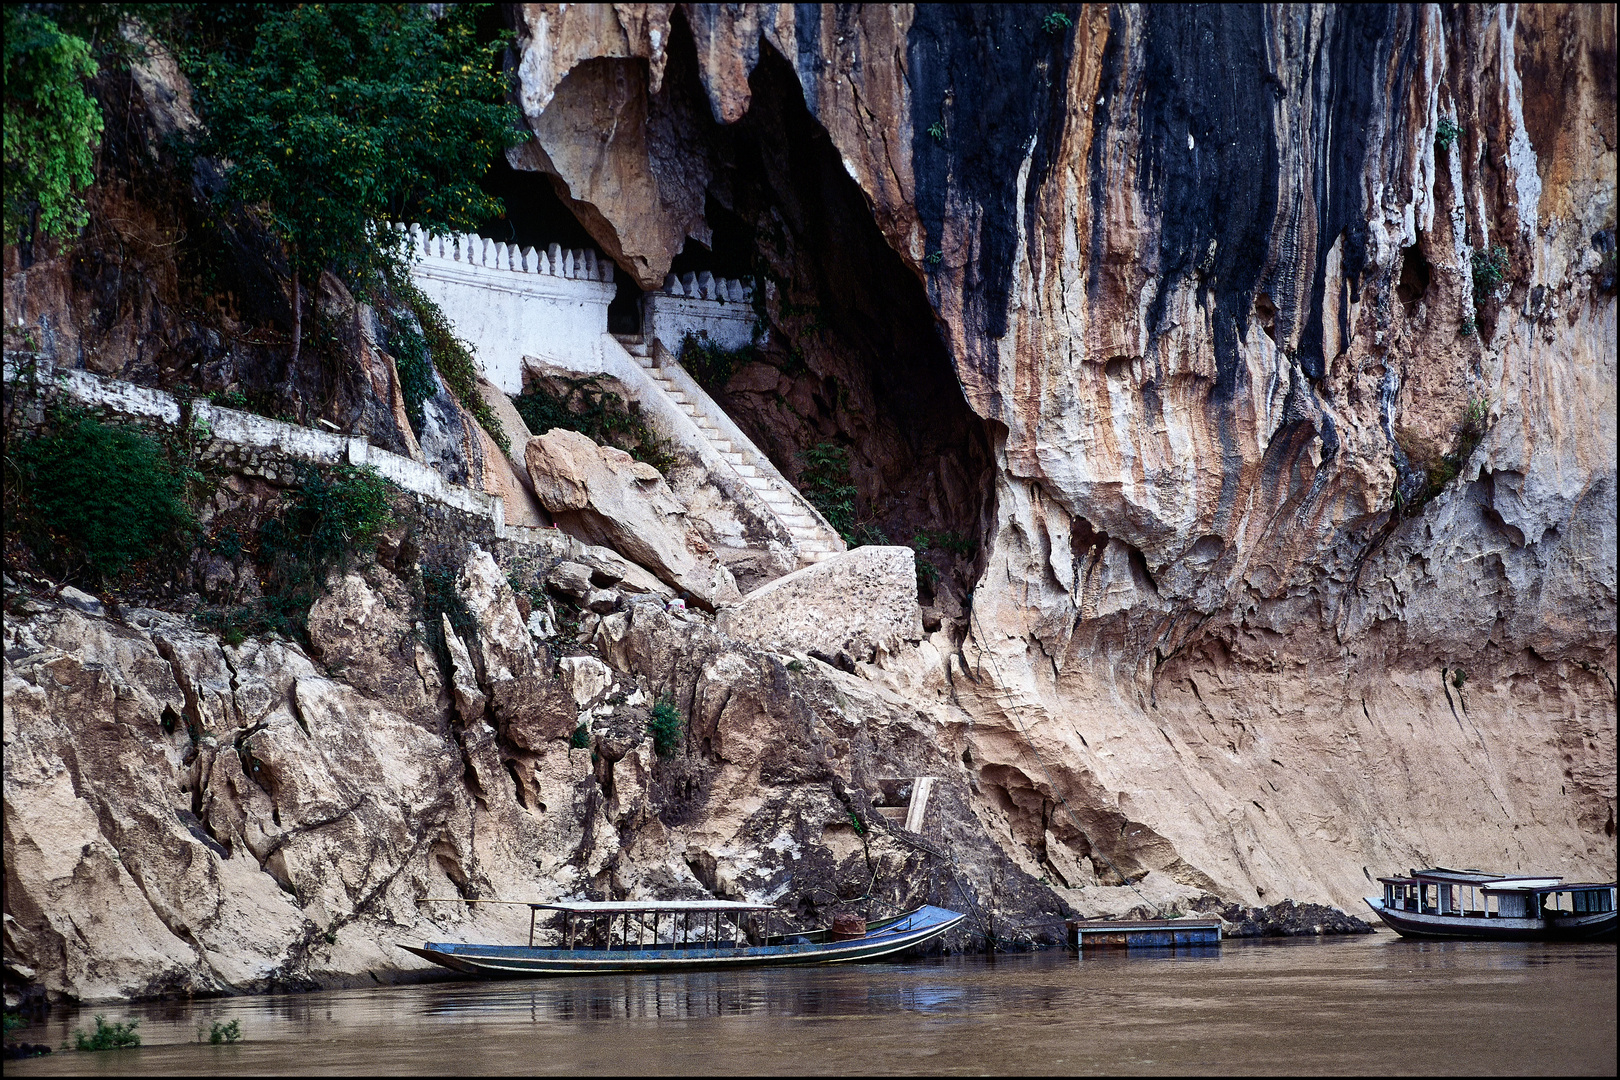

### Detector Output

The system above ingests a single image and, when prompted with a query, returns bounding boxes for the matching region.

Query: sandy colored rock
[525,428,740,610]
[716,546,924,663]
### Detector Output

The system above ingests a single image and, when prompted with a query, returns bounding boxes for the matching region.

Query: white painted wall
[645,271,758,357]
[398,224,615,394]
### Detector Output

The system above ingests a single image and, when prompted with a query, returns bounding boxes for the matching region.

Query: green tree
[2,8,103,242]
[183,3,528,362]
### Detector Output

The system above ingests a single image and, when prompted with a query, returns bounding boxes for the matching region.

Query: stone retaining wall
[3,352,519,541]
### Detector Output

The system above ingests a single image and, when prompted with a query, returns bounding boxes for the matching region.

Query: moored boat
[1365,867,1617,941]
[403,899,967,977]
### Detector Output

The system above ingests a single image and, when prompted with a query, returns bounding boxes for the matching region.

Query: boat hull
[1365,899,1618,942]
[404,905,968,978]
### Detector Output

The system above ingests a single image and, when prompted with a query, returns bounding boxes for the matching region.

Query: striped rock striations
[509,4,1616,905]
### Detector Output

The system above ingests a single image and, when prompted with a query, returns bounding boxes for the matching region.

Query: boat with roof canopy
[403,898,967,977]
[1365,867,1616,941]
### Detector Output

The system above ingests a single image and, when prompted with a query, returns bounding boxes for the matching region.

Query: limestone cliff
[504,2,1616,902]
[3,4,1615,1003]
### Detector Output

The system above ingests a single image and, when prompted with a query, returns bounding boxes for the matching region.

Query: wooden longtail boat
[403,900,967,977]
[1365,868,1617,941]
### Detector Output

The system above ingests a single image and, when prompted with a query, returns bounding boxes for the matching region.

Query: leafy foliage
[199,464,396,643]
[74,1015,141,1052]
[1042,11,1075,34]
[648,694,683,759]
[678,333,755,394]
[1434,116,1462,153]
[420,564,478,675]
[377,301,437,431]
[911,530,978,558]
[205,1018,242,1044]
[514,374,674,473]
[1470,244,1509,300]
[2,8,102,242]
[7,406,199,586]
[797,442,859,542]
[182,3,529,289]
[570,723,591,750]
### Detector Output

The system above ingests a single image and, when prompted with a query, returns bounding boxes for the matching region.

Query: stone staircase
[611,332,844,564]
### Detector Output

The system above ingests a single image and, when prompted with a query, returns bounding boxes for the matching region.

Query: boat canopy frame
[418,898,781,949]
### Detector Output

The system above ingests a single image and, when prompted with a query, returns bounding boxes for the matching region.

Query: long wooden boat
[1365,867,1617,941]
[403,900,967,977]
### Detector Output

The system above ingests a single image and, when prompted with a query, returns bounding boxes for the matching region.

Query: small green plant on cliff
[912,530,978,558]
[1452,668,1468,689]
[420,563,479,675]
[7,406,199,587]
[1470,244,1509,299]
[376,299,438,433]
[798,442,859,542]
[1393,395,1491,513]
[3,8,103,242]
[1042,11,1075,34]
[648,694,683,759]
[198,463,396,643]
[678,332,756,395]
[570,723,591,750]
[1434,116,1462,154]
[73,1015,141,1052]
[514,374,674,473]
[926,120,945,141]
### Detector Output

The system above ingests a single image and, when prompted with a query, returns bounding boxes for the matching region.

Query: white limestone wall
[645,272,757,357]
[395,223,615,394]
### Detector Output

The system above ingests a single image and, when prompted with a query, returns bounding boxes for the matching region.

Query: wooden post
[529,906,537,947]
[567,914,576,950]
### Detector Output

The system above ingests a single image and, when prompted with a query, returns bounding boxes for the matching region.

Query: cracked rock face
[3,556,1089,1002]
[506,4,1615,902]
[2,4,1613,1004]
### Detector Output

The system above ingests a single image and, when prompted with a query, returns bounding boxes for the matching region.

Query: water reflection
[419,963,974,1023]
[4,937,1612,1077]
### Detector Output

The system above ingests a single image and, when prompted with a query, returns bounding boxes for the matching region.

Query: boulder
[715,546,924,662]
[524,429,740,610]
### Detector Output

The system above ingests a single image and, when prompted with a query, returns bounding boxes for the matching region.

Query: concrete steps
[625,343,845,566]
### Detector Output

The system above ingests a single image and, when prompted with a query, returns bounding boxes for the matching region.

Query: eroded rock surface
[716,546,924,663]
[524,428,741,609]
[502,3,1616,910]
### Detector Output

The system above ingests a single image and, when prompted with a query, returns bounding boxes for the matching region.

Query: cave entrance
[654,22,995,616]
[476,151,597,254]
[608,276,645,336]
[481,11,995,623]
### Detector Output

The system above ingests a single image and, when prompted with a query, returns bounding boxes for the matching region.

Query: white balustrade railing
[660,271,752,303]
[387,221,615,283]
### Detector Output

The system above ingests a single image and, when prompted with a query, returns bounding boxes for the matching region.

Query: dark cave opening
[681,29,995,603]
[476,151,597,254]
[488,10,995,616]
[1396,242,1431,312]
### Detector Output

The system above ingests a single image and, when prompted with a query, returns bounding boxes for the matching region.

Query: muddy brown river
[6,935,1614,1075]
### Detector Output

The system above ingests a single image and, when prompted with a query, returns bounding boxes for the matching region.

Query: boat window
[1486,893,1498,917]
[1572,890,1612,914]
